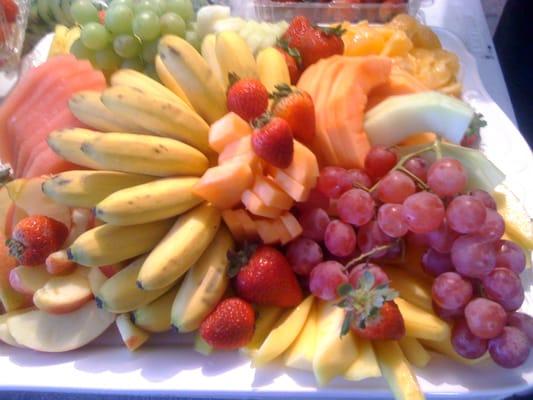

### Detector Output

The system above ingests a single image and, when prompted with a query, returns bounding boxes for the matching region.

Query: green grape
[160,12,185,37]
[121,57,145,72]
[113,35,142,58]
[185,30,200,50]
[150,0,168,15]
[134,0,157,14]
[70,0,99,24]
[94,46,122,71]
[109,0,133,7]
[70,38,94,61]
[144,63,159,81]
[141,39,159,63]
[132,11,161,41]
[165,0,193,23]
[81,23,111,51]
[105,4,134,34]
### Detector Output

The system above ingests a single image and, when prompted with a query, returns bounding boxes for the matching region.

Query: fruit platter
[1,1,533,398]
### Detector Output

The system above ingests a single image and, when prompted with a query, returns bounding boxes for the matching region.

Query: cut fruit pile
[1,9,532,400]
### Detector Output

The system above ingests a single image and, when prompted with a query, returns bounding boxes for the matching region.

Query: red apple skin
[46,251,77,276]
[99,263,124,278]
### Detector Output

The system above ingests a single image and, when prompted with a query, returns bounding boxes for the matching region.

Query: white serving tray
[1,28,532,399]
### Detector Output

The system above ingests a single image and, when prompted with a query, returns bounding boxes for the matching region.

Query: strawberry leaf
[276,38,303,68]
[228,72,241,89]
[337,282,354,297]
[465,112,487,138]
[227,242,258,278]
[317,24,347,37]
[341,310,354,337]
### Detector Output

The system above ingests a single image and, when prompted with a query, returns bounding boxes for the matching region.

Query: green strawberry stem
[227,242,258,278]
[276,38,302,68]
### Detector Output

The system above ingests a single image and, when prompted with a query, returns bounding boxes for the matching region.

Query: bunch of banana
[256,47,291,93]
[48,25,80,58]
[215,31,258,88]
[201,34,225,87]
[132,286,180,333]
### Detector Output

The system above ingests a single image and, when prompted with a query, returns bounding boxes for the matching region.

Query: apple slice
[116,313,150,351]
[0,309,31,348]
[88,267,108,295]
[9,265,52,295]
[45,250,77,275]
[7,301,115,352]
[33,268,93,314]
[65,208,93,246]
[5,177,71,227]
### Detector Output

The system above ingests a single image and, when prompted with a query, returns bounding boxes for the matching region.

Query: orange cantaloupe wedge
[209,112,252,153]
[252,175,294,210]
[273,218,292,245]
[255,219,280,245]
[232,209,258,240]
[218,136,263,173]
[242,190,283,219]
[270,169,310,202]
[193,162,253,209]
[280,212,303,239]
[222,209,246,241]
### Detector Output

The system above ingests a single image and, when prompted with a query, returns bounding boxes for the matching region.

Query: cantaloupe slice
[252,175,294,210]
[273,218,292,245]
[218,136,263,173]
[366,68,427,110]
[280,212,303,240]
[242,190,282,219]
[209,112,252,153]
[222,209,246,242]
[270,169,310,202]
[234,209,258,240]
[193,162,253,209]
[282,141,320,189]
[255,219,280,245]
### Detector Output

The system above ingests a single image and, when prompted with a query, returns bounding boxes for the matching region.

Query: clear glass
[1,0,30,73]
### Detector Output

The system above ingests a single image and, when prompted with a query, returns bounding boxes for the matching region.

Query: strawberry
[199,297,255,350]
[271,84,316,143]
[7,215,69,266]
[1,0,18,23]
[252,115,294,168]
[276,40,302,84]
[230,245,303,307]
[337,269,404,340]
[283,16,345,69]
[226,74,269,123]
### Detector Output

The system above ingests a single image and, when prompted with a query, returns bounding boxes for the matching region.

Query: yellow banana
[110,68,190,107]
[154,55,194,109]
[116,313,150,351]
[68,91,151,134]
[79,131,209,177]
[97,256,174,313]
[101,85,212,155]
[242,306,284,355]
[138,203,221,290]
[42,170,154,208]
[201,34,225,87]
[171,226,234,332]
[256,47,291,93]
[47,128,104,170]
[398,336,431,368]
[215,31,258,88]
[158,35,227,124]
[95,177,203,226]
[48,25,69,57]
[132,285,180,333]
[67,219,173,267]
[396,297,450,341]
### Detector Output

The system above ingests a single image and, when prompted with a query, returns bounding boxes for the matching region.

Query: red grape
[347,168,372,189]
[422,248,454,277]
[446,195,487,234]
[464,298,507,339]
[324,220,357,257]
[482,268,524,311]
[402,192,445,234]
[427,157,467,197]
[477,209,505,241]
[427,220,459,253]
[316,166,351,199]
[348,263,389,288]
[404,156,428,182]
[364,145,398,181]
[432,300,464,320]
[488,326,530,368]
[495,240,526,274]
[452,318,488,359]
[357,220,393,257]
[300,208,330,241]
[377,204,409,238]
[295,188,330,213]
[406,231,430,247]
[469,189,497,210]
[507,312,533,345]
[309,261,348,300]
[451,235,496,279]
[286,237,324,276]
[377,171,416,204]
[432,272,473,310]
[337,188,375,227]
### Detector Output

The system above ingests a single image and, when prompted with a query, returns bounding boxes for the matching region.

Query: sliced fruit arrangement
[0,10,532,400]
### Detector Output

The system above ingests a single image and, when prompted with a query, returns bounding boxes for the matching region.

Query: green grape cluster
[69,0,193,77]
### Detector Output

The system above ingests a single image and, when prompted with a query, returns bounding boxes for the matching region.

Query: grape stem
[344,242,398,271]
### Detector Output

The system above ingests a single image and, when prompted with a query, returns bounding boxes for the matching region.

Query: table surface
[0,1,526,399]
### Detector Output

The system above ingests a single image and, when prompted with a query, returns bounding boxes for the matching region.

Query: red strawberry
[230,245,303,307]
[226,74,269,123]
[337,269,404,340]
[271,84,316,143]
[1,0,18,23]
[252,115,294,168]
[199,297,255,350]
[7,215,69,266]
[276,40,302,84]
[283,16,345,69]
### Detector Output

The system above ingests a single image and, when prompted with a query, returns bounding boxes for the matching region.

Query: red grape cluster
[285,144,532,369]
